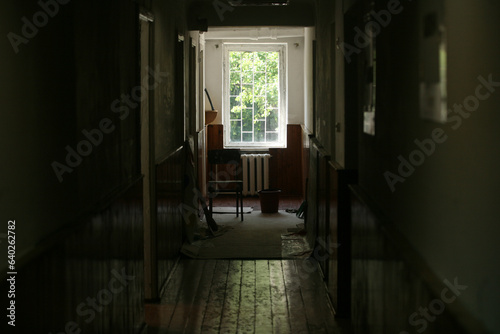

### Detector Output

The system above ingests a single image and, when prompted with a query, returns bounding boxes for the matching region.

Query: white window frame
[223,43,287,149]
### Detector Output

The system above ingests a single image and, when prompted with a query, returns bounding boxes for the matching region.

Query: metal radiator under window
[241,154,271,196]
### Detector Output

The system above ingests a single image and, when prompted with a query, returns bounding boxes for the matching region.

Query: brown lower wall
[349,185,474,334]
[1,147,185,333]
[269,124,304,197]
[1,181,146,333]
[207,124,304,197]
[305,136,475,332]
[156,147,185,287]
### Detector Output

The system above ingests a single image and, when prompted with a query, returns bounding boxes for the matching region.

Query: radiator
[241,154,271,196]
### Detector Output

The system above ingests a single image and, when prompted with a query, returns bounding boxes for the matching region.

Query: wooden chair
[207,149,244,221]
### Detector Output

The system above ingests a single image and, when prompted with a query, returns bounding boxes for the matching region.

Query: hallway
[144,259,345,334]
[142,196,344,333]
[2,0,500,333]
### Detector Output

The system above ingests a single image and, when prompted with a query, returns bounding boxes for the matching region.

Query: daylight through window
[223,44,287,148]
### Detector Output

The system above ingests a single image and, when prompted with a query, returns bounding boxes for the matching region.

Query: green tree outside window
[229,51,280,144]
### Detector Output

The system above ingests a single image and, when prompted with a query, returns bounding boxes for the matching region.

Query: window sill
[224,145,285,151]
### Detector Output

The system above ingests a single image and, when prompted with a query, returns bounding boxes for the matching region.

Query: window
[223,43,287,148]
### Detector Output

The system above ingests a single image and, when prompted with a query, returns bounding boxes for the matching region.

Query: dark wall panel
[153,0,187,161]
[74,0,141,210]
[0,147,187,333]
[0,0,78,262]
[1,182,146,333]
[269,124,304,197]
[1,0,188,332]
[312,0,500,331]
[313,0,335,156]
[327,163,356,318]
[305,138,319,247]
[156,147,185,286]
[301,125,311,199]
[349,185,474,334]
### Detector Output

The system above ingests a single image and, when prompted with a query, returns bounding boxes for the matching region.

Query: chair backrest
[208,149,241,165]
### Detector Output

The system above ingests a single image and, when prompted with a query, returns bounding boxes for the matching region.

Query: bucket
[258,189,281,213]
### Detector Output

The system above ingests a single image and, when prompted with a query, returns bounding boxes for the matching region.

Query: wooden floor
[145,259,348,334]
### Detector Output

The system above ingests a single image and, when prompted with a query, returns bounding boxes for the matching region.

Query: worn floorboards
[145,259,346,334]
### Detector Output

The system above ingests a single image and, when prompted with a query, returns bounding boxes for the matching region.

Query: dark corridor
[2,0,500,333]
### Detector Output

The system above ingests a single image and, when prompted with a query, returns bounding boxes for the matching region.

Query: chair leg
[236,192,239,218]
[240,190,244,221]
[209,191,213,216]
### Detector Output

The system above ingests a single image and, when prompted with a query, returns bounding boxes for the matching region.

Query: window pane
[226,48,283,147]
[230,72,241,95]
[242,133,253,142]
[255,120,265,142]
[255,52,267,71]
[241,52,253,71]
[242,71,253,84]
[243,97,253,109]
[230,97,241,120]
[241,85,253,108]
[267,53,279,81]
[230,52,242,71]
[230,96,239,108]
[242,108,253,131]
[254,72,266,95]
[254,96,266,120]
[266,132,278,142]
[231,121,241,142]
[267,84,278,108]
[266,108,279,131]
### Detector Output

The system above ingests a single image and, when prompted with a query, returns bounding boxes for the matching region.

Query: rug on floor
[181,210,311,259]
[210,206,253,214]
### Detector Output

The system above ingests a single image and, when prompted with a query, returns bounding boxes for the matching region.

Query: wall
[0,0,190,331]
[311,0,500,332]
[356,0,500,332]
[269,125,304,196]
[0,0,78,269]
[313,0,336,156]
[73,0,141,209]
[0,182,146,333]
[152,0,188,161]
[0,147,186,332]
[207,124,304,197]
[204,35,305,126]
[304,27,315,133]
[0,0,144,266]
[349,185,473,334]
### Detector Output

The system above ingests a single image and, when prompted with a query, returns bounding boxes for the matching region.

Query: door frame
[139,9,158,302]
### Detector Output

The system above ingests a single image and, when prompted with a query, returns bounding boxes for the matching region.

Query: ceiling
[187,0,316,29]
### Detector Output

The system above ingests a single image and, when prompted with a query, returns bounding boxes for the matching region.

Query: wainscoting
[304,134,475,333]
[304,138,356,319]
[206,124,305,197]
[349,185,473,334]
[1,181,146,333]
[2,147,185,333]
[156,147,185,291]
[269,124,304,197]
